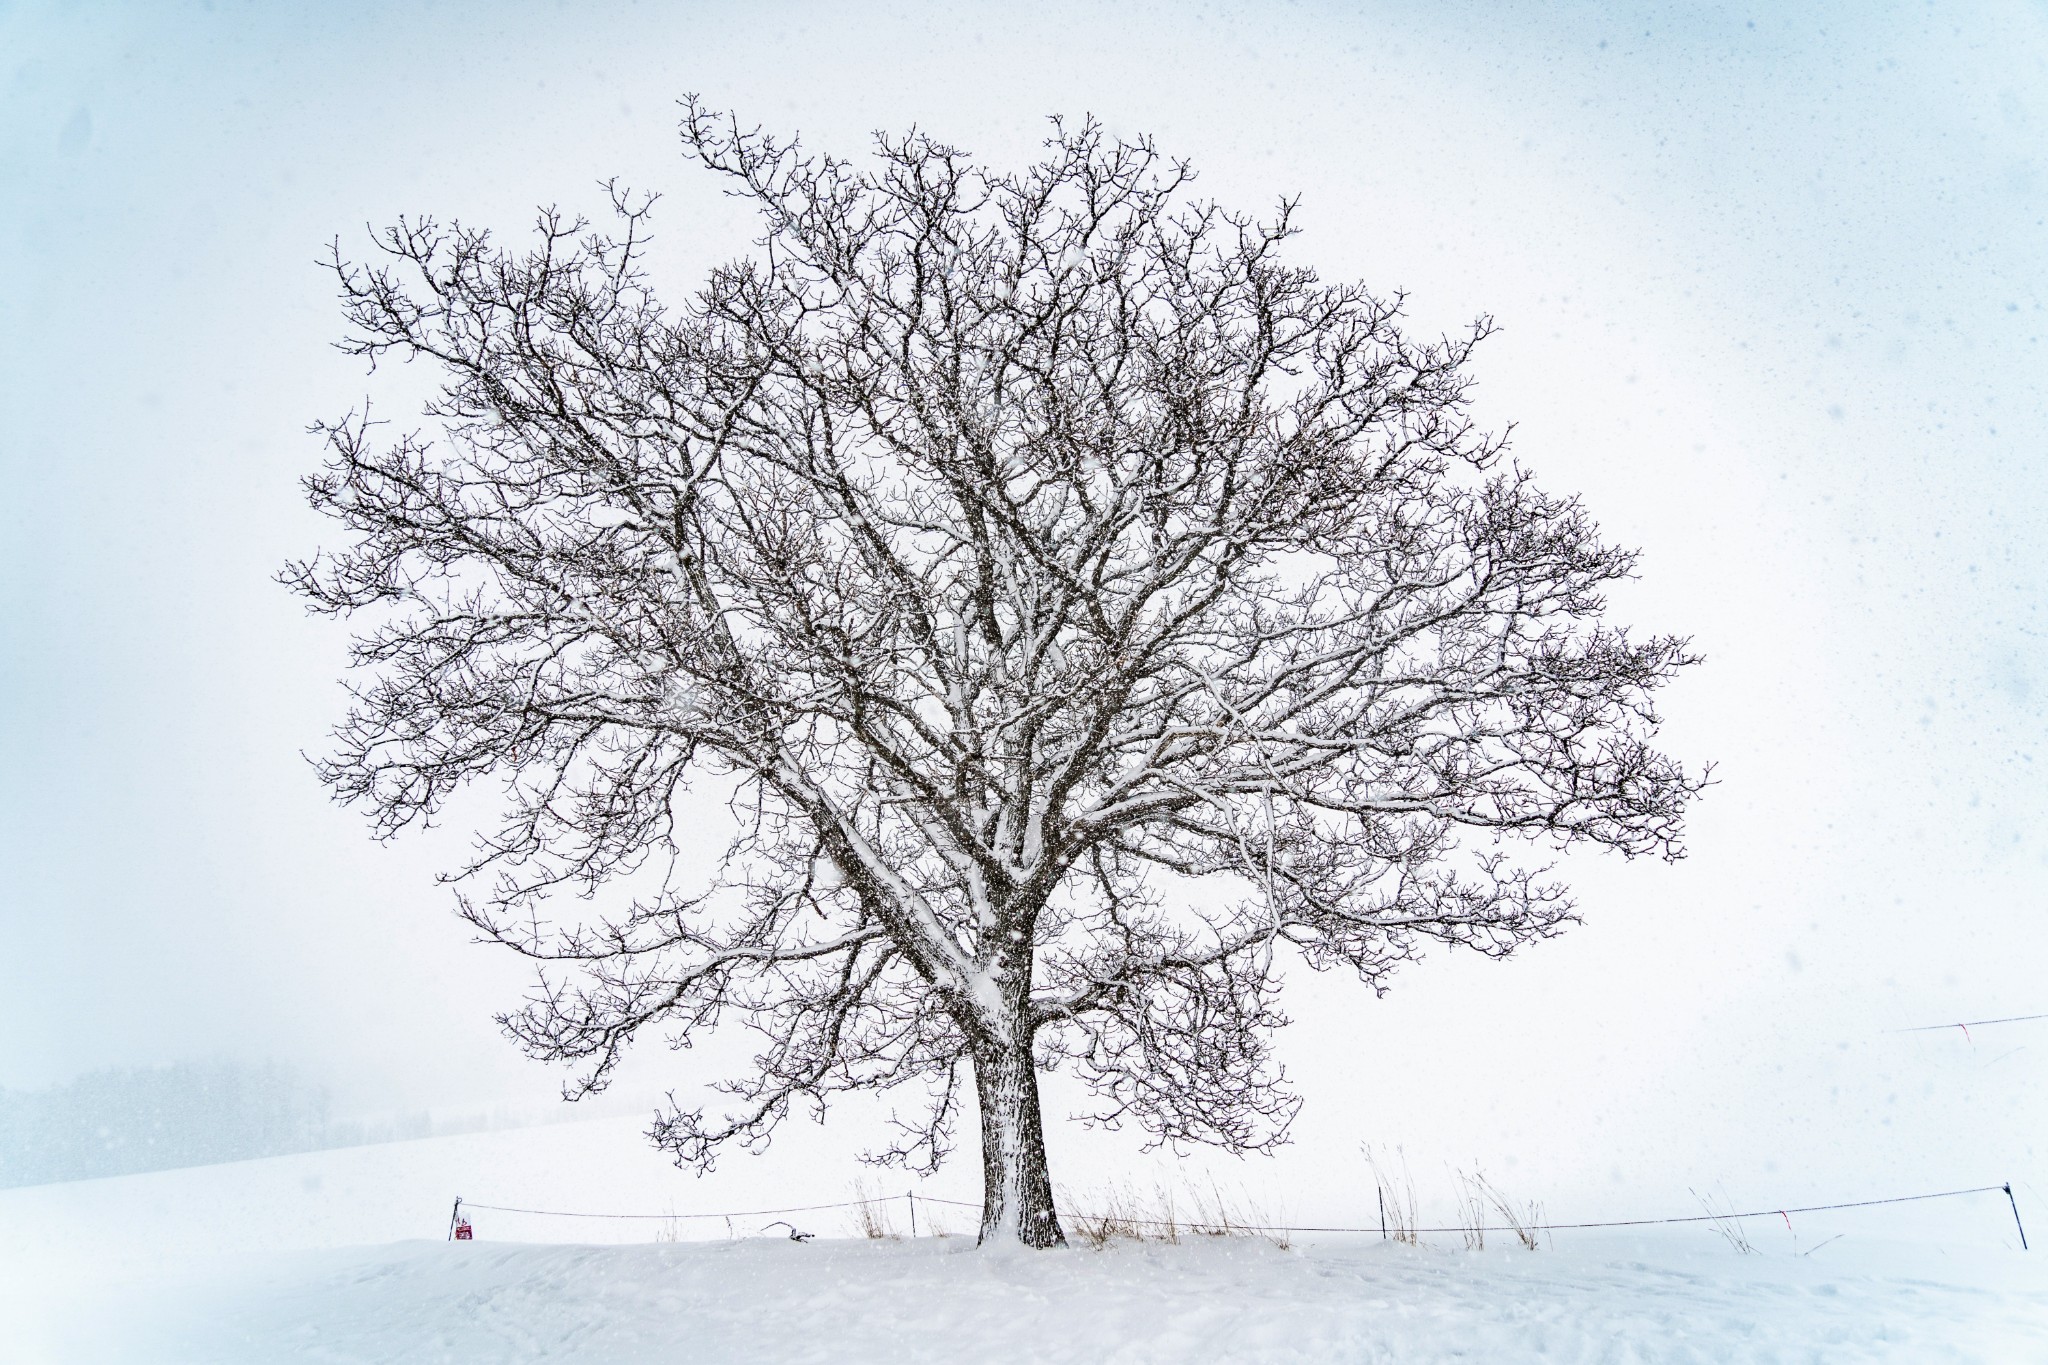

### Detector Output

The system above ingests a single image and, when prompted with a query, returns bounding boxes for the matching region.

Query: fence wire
[450,1181,2021,1240]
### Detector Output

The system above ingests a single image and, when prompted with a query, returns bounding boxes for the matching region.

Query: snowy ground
[13,1230,2048,1363]
[4,1120,2044,1363]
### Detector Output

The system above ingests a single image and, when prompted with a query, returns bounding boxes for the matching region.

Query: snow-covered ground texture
[16,1229,2048,1364]
[4,1119,2043,1363]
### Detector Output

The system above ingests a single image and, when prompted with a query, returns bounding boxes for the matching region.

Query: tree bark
[972,1032,1065,1247]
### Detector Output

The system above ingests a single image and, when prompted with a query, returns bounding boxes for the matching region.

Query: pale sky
[5,0,2047,1227]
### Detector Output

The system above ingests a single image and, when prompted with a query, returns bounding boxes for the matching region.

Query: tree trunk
[972,1034,1065,1247]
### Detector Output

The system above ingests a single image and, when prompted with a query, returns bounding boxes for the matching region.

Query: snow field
[17,1231,2048,1364]
[4,1117,2044,1363]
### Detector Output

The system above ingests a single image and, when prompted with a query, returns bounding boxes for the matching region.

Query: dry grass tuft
[1062,1180,1176,1247]
[1454,1166,1544,1251]
[850,1179,901,1240]
[1691,1186,1755,1254]
[1363,1145,1422,1245]
[1059,1179,1290,1251]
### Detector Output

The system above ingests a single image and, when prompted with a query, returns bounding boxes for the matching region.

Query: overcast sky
[5,0,2047,1225]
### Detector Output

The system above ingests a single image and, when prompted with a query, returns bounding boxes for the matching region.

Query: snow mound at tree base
[16,1231,2046,1364]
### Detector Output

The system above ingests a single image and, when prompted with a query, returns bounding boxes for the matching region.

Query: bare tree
[287,100,1705,1248]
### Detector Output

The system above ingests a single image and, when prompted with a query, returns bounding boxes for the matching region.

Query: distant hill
[0,1061,576,1187]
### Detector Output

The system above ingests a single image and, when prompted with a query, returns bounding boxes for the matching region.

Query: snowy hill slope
[3,1117,2044,1363]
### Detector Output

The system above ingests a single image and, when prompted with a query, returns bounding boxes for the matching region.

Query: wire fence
[447,1180,2029,1247]
[1890,1012,2048,1038]
[905,1184,2021,1236]
[461,1198,871,1222]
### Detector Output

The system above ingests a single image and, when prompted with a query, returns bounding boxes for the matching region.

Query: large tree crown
[287,101,1704,1170]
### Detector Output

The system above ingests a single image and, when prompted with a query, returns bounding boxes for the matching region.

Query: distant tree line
[0,1062,540,1188]
[0,1061,330,1187]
